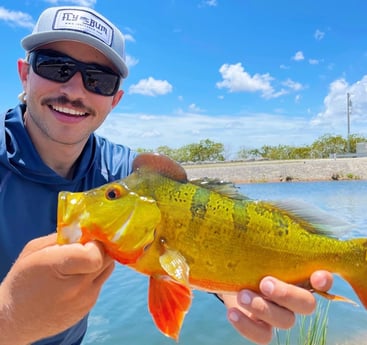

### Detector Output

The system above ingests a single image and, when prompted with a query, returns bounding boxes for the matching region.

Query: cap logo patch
[53,9,113,46]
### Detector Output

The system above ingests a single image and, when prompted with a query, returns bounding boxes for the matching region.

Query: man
[0,6,333,345]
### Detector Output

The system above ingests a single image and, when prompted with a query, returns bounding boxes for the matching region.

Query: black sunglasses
[28,49,121,96]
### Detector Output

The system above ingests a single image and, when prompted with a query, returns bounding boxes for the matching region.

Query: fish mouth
[57,191,84,244]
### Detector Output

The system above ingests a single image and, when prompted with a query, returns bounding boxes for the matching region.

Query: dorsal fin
[133,153,250,200]
[270,199,352,237]
[190,177,250,200]
[133,153,188,182]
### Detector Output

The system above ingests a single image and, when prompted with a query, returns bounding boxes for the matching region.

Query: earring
[18,91,27,104]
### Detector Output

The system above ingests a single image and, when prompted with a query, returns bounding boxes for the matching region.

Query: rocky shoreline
[184,157,367,184]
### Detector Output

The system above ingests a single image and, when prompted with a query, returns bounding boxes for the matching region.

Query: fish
[56,153,367,341]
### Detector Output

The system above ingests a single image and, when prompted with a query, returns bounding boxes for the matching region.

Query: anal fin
[148,275,192,341]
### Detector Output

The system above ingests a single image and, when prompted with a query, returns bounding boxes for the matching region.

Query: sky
[1,0,367,158]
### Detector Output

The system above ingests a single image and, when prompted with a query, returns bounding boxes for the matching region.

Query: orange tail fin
[340,238,367,309]
[343,274,367,309]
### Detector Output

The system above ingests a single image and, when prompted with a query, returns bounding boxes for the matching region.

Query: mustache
[42,96,95,115]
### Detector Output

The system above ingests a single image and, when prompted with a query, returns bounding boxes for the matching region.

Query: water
[82,180,367,345]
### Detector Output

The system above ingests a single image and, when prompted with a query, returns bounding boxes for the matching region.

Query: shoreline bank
[184,157,367,184]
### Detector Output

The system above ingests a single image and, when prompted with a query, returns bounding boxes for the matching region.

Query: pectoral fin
[159,248,190,286]
[148,275,192,341]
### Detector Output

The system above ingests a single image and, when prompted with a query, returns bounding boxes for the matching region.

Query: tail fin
[341,238,367,309]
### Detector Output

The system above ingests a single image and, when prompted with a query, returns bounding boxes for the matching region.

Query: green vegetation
[345,173,361,180]
[137,138,225,163]
[238,134,367,160]
[275,300,330,345]
[137,134,367,162]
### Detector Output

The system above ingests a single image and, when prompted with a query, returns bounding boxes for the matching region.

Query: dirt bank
[184,157,367,183]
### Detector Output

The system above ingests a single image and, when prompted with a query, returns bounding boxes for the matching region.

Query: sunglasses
[28,49,121,96]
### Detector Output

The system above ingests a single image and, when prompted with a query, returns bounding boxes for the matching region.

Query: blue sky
[1,0,367,158]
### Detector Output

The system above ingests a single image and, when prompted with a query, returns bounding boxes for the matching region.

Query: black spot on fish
[190,188,210,219]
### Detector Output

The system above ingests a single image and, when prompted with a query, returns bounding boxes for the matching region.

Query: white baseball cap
[22,6,128,78]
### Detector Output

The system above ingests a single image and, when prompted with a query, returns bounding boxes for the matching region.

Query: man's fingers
[93,261,115,286]
[221,272,334,344]
[259,277,316,315]
[227,307,273,345]
[236,289,296,329]
[48,241,113,276]
[310,270,334,292]
[19,233,57,258]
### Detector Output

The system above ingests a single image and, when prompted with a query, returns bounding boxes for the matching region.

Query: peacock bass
[56,153,367,341]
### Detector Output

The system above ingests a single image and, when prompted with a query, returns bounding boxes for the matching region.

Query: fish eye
[105,185,124,200]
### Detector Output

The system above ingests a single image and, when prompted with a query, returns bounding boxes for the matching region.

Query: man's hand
[0,234,114,345]
[221,271,333,345]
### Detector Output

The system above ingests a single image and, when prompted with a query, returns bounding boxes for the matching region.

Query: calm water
[82,181,367,345]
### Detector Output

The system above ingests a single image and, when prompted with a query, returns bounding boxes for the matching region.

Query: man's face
[19,40,123,147]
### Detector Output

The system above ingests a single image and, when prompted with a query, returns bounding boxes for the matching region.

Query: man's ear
[111,89,124,109]
[17,59,30,87]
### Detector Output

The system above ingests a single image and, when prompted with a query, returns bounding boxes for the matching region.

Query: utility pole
[347,92,352,153]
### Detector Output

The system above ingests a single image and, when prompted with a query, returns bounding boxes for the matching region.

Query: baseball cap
[21,6,128,78]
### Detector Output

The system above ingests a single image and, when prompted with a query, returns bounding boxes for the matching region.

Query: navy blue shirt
[0,104,137,344]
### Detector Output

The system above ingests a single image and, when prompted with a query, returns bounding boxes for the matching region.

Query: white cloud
[97,110,318,157]
[309,59,320,65]
[141,130,161,138]
[216,63,275,98]
[119,32,138,71]
[125,55,139,69]
[314,29,325,41]
[96,73,367,157]
[123,33,135,43]
[199,0,218,7]
[216,63,302,99]
[96,72,367,157]
[282,79,303,91]
[128,77,173,96]
[0,6,34,29]
[292,51,305,61]
[188,103,204,112]
[311,76,367,133]
[44,0,97,7]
